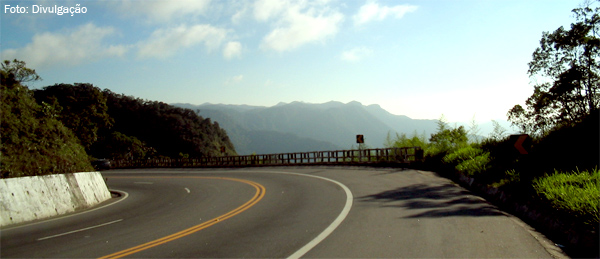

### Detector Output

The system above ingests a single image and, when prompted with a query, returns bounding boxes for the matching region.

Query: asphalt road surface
[0,167,566,258]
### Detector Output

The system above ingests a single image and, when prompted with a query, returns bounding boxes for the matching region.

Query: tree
[428,116,468,155]
[34,83,113,152]
[0,59,41,86]
[508,2,599,136]
[488,120,508,141]
[468,115,482,143]
[1,61,92,178]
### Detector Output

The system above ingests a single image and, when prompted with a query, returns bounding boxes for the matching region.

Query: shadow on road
[358,183,504,218]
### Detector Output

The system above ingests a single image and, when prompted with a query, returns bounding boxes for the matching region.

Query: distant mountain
[174,101,439,155]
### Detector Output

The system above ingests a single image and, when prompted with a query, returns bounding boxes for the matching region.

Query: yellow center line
[98,176,266,259]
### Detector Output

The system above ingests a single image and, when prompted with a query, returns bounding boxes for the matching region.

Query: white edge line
[37,219,123,241]
[1,189,129,231]
[258,171,353,259]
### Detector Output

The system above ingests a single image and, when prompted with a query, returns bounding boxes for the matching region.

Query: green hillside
[1,60,237,178]
[34,84,237,160]
[1,60,93,178]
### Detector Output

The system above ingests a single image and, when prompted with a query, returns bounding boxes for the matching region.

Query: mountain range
[174,101,517,155]
[174,101,444,155]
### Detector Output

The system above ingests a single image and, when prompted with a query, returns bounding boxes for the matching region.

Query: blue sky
[1,0,581,123]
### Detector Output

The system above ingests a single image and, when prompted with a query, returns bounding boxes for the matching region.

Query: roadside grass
[442,146,490,176]
[490,169,522,189]
[533,168,600,227]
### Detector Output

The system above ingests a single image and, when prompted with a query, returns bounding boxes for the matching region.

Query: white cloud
[341,47,373,62]
[225,74,244,84]
[254,0,344,52]
[353,1,417,25]
[137,24,227,59]
[223,41,242,59]
[110,0,212,23]
[253,0,288,21]
[231,6,248,24]
[1,23,128,69]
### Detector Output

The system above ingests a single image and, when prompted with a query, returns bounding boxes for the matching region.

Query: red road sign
[356,135,364,144]
[512,134,530,155]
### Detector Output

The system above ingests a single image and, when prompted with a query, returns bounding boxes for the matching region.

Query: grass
[533,168,599,227]
[442,146,491,176]
[490,169,522,188]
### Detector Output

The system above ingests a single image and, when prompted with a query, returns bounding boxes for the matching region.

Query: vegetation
[508,3,599,136]
[534,168,599,226]
[32,84,237,160]
[99,89,236,158]
[387,3,599,255]
[1,60,93,178]
[442,146,490,176]
[34,83,113,152]
[1,60,237,178]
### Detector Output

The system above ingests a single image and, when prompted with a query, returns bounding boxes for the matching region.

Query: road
[0,167,565,258]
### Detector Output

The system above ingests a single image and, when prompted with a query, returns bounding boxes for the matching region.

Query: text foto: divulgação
[4,4,87,16]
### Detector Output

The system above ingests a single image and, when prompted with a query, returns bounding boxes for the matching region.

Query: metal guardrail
[110,147,423,169]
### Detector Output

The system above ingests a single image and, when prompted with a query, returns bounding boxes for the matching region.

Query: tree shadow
[358,183,504,218]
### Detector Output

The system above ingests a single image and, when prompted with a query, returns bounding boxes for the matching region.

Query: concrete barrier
[0,172,111,227]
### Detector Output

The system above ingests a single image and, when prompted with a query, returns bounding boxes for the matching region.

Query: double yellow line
[99,177,266,259]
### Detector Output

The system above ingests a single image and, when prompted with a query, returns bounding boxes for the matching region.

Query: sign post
[356,135,365,162]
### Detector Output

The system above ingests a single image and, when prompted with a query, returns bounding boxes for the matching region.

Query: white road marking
[1,190,129,231]
[184,188,191,193]
[37,219,123,241]
[252,171,353,259]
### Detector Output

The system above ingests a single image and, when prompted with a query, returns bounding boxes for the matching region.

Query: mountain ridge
[173,101,440,155]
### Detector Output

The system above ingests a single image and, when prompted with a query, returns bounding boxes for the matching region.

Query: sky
[1,0,582,123]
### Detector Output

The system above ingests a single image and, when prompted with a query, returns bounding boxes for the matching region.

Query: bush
[386,131,428,149]
[429,125,469,156]
[533,168,600,227]
[1,83,93,178]
[443,146,490,176]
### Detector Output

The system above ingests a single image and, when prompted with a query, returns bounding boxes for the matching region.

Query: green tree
[1,60,93,177]
[34,83,113,151]
[1,59,41,86]
[386,131,428,150]
[428,116,469,155]
[92,131,154,160]
[508,2,600,136]
[488,120,508,141]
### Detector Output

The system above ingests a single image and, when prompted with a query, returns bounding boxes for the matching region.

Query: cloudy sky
[1,0,580,123]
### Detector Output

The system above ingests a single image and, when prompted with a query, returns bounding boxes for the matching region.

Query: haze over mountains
[174,101,515,155]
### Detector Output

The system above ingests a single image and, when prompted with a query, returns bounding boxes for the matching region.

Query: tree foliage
[34,83,113,151]
[32,83,237,159]
[1,61,93,178]
[508,2,600,135]
[93,131,154,160]
[428,117,469,156]
[1,59,41,86]
[385,131,428,149]
[99,89,236,158]
[1,59,237,177]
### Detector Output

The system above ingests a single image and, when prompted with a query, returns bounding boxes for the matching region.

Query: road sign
[510,134,530,155]
[356,134,364,144]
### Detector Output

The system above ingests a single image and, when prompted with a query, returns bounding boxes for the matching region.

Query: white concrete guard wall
[0,172,111,227]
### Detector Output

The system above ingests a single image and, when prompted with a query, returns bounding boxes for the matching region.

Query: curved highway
[0,167,565,258]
